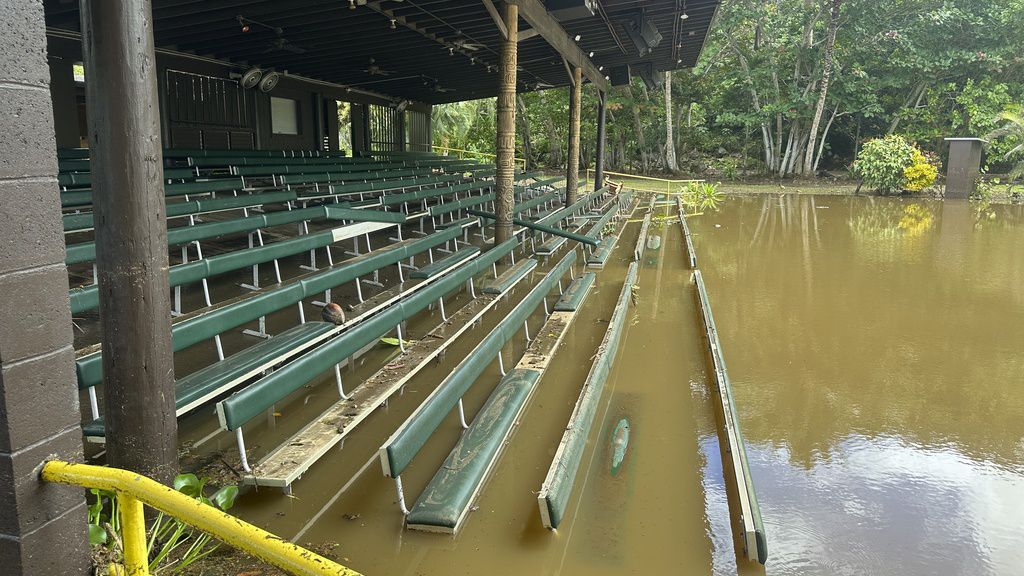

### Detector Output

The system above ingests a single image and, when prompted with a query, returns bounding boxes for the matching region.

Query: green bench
[68,218,403,315]
[553,272,596,312]
[586,237,616,268]
[216,238,520,473]
[378,250,576,517]
[405,368,542,532]
[538,262,638,529]
[410,247,479,279]
[63,190,297,233]
[58,167,197,188]
[60,178,246,209]
[81,321,338,440]
[434,216,479,230]
[481,259,537,294]
[65,204,403,266]
[77,228,463,440]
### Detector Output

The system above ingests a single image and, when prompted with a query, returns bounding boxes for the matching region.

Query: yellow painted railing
[41,461,361,576]
[432,145,527,171]
[586,168,705,195]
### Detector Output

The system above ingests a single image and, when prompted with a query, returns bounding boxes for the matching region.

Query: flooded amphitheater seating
[215,238,520,482]
[538,261,640,529]
[65,148,552,443]
[76,226,467,441]
[379,251,587,533]
[62,144,640,535]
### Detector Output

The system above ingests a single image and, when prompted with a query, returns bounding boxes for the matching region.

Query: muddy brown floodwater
[128,193,1023,575]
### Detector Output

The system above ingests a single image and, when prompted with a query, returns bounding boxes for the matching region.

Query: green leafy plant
[986,104,1024,185]
[682,181,723,211]
[852,135,916,194]
[87,473,239,574]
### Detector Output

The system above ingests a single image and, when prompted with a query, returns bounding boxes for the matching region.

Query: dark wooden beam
[80,0,179,485]
[507,0,609,91]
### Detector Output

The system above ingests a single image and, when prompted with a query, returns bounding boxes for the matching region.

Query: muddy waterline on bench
[163,194,1023,575]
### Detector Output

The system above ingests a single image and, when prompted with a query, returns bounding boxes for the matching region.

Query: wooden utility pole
[565,66,582,204]
[494,2,519,249]
[81,0,179,484]
[595,91,607,190]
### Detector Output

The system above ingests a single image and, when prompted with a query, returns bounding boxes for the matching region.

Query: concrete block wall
[0,1,90,573]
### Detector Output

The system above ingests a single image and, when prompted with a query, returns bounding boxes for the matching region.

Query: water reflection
[691,194,1024,575]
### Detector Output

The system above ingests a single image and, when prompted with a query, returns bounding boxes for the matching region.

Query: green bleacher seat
[586,237,616,268]
[82,322,337,439]
[405,368,542,532]
[410,247,480,279]
[553,272,596,312]
[482,259,537,294]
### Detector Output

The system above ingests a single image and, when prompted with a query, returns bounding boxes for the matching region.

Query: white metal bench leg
[524,320,532,343]
[236,428,251,473]
[87,387,100,421]
[334,364,351,400]
[396,324,407,353]
[497,349,506,376]
[458,399,469,430]
[394,476,410,515]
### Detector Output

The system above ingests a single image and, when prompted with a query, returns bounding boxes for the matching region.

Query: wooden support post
[566,67,583,205]
[495,2,519,252]
[81,0,179,484]
[595,91,607,191]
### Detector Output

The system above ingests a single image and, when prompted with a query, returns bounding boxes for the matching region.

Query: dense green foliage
[433,0,1024,179]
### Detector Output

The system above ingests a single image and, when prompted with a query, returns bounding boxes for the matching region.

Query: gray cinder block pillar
[944,137,986,199]
[0,2,90,574]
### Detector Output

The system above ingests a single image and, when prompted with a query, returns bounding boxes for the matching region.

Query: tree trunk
[813,104,840,172]
[664,71,677,172]
[803,0,843,176]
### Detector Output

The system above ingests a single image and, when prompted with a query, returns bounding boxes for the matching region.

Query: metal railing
[431,145,527,171]
[587,168,705,195]
[41,461,361,576]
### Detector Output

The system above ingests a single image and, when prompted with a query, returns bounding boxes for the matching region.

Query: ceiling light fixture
[680,13,689,19]
[574,34,581,41]
[390,19,397,29]
[589,51,594,57]
[349,0,356,9]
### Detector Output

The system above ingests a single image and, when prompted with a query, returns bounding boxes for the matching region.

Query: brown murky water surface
[82,194,1024,575]
[690,195,1024,575]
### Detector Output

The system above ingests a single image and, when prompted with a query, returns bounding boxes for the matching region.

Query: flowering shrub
[853,134,935,193]
[903,148,938,191]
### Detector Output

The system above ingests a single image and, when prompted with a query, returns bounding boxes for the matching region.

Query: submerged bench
[398,251,590,533]
[538,262,638,529]
[678,197,698,269]
[693,270,768,564]
[482,259,537,294]
[553,272,596,312]
[586,237,616,268]
[76,228,463,439]
[379,251,577,523]
[217,238,520,474]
